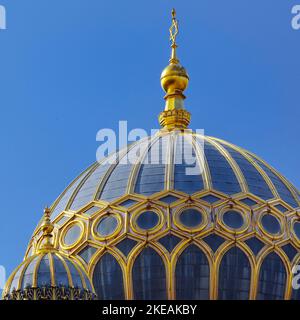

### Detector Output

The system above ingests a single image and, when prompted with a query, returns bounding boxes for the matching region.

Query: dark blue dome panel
[174,135,204,194]
[220,142,274,200]
[203,141,241,195]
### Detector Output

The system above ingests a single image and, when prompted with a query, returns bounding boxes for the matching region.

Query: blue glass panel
[222,210,244,229]
[133,247,167,299]
[93,253,125,299]
[97,216,118,237]
[64,224,81,246]
[52,255,69,287]
[10,265,25,291]
[203,141,241,195]
[37,255,51,287]
[136,211,159,230]
[82,272,93,292]
[176,245,210,300]
[218,247,251,300]
[100,164,132,202]
[248,155,298,208]
[158,234,182,253]
[51,167,93,219]
[100,142,146,202]
[116,238,138,256]
[84,206,101,215]
[245,237,265,255]
[291,287,300,300]
[70,161,112,211]
[294,188,300,203]
[64,260,83,288]
[21,256,39,289]
[296,189,300,202]
[281,244,298,262]
[294,222,300,240]
[78,246,97,264]
[200,195,220,203]
[219,143,273,200]
[202,234,225,252]
[261,214,281,235]
[274,204,288,213]
[179,209,203,228]
[174,135,204,194]
[134,138,166,195]
[257,252,287,300]
[55,215,70,226]
[118,199,138,208]
[159,195,180,204]
[239,198,257,207]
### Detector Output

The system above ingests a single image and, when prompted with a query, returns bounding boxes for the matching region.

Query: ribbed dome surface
[49,131,299,222]
[3,251,95,300]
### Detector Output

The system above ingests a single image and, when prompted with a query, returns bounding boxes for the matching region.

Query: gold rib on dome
[159,9,191,130]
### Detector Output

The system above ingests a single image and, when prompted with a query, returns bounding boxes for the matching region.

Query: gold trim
[91,212,122,241]
[257,211,284,240]
[206,137,248,193]
[217,205,250,235]
[212,137,279,199]
[173,205,208,233]
[131,206,165,236]
[60,220,85,250]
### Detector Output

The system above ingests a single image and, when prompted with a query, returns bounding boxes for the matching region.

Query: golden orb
[160,62,189,95]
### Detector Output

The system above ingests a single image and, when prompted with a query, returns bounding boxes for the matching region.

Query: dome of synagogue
[6,9,300,301]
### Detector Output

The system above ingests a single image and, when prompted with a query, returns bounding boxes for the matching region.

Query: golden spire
[169,8,179,63]
[159,9,191,130]
[37,207,55,252]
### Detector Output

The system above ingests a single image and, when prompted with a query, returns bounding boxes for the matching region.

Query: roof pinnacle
[37,207,55,252]
[159,9,191,130]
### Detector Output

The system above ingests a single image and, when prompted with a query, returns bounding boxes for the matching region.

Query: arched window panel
[92,253,125,300]
[21,256,39,289]
[132,247,167,300]
[291,288,300,300]
[218,247,251,300]
[175,245,210,300]
[257,252,287,300]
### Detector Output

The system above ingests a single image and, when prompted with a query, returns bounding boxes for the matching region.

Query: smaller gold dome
[160,61,189,95]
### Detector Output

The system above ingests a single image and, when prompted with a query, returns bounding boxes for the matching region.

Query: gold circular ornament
[131,208,164,235]
[258,211,284,239]
[174,206,207,233]
[92,212,122,241]
[218,207,249,234]
[60,220,85,249]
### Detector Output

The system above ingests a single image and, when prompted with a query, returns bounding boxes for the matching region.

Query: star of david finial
[169,8,179,47]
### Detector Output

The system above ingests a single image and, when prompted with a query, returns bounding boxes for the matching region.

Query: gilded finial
[169,8,179,63]
[37,207,55,252]
[159,9,191,130]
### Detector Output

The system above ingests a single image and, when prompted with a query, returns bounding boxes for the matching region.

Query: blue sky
[0,0,299,283]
